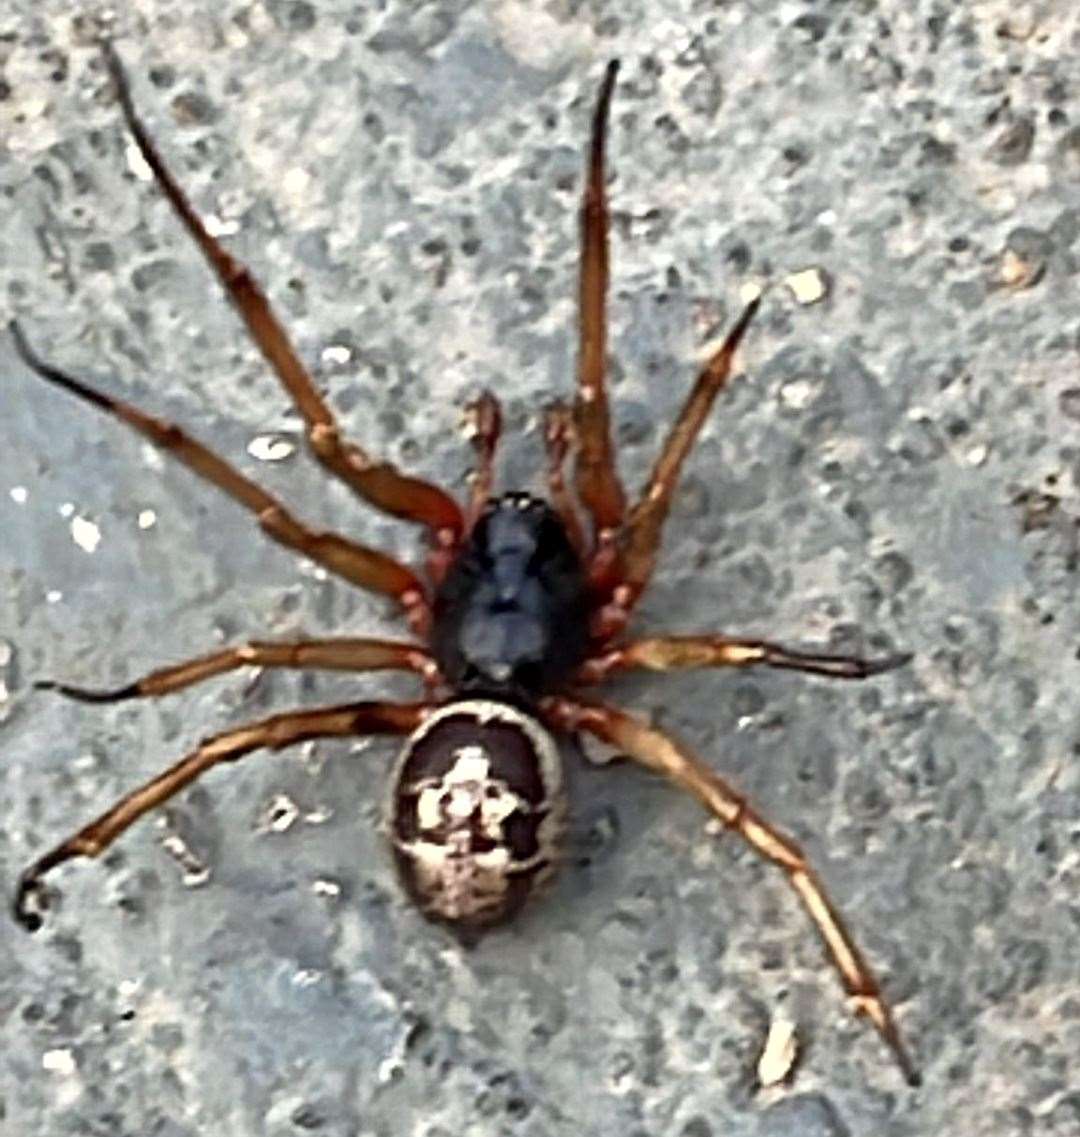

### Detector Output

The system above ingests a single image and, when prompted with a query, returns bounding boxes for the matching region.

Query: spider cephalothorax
[10,46,920,1085]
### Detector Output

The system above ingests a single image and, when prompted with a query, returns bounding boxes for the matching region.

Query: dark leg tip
[13,874,48,933]
[906,1068,923,1089]
[34,679,139,704]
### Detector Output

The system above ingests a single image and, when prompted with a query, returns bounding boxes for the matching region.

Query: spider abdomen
[430,493,590,700]
[387,699,565,932]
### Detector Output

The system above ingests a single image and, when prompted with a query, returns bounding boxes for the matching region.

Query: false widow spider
[10,47,919,1085]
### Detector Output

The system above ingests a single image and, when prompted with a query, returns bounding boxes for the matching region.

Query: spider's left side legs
[578,635,912,684]
[463,390,502,528]
[38,638,438,704]
[103,44,464,549]
[544,696,921,1087]
[14,699,432,931]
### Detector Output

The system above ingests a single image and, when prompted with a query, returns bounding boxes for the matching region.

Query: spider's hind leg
[544,696,922,1087]
[13,699,431,931]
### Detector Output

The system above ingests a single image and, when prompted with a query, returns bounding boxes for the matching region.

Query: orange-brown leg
[543,400,587,556]
[610,297,760,628]
[543,696,921,1087]
[37,638,438,703]
[13,699,432,931]
[102,43,463,551]
[574,61,627,570]
[463,390,502,527]
[10,323,430,632]
[578,635,912,684]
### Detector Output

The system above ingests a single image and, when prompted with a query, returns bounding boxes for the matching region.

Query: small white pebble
[785,268,829,305]
[247,435,296,462]
[204,213,240,238]
[141,443,164,471]
[42,1048,77,1076]
[965,444,989,467]
[312,878,341,898]
[739,280,764,305]
[10,486,28,504]
[46,590,63,604]
[757,1018,799,1087]
[70,516,101,554]
[138,509,157,530]
[1000,248,1040,290]
[321,344,352,365]
[59,502,75,518]
[282,166,311,198]
[125,140,153,181]
[778,377,819,411]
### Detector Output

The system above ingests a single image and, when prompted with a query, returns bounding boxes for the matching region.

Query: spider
[10,47,920,1086]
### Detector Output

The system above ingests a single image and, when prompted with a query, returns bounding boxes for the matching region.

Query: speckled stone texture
[2,2,1078,1135]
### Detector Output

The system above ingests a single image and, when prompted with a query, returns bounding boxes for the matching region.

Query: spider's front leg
[102,43,464,552]
[13,700,433,932]
[578,634,912,685]
[574,61,627,580]
[543,696,921,1087]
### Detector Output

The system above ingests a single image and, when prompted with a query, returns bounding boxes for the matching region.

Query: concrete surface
[2,1,1079,1135]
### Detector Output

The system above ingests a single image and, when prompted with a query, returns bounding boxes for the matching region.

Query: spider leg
[579,635,912,684]
[574,61,627,569]
[37,638,438,703]
[13,699,433,931]
[10,323,430,633]
[543,696,921,1087]
[542,400,587,556]
[610,297,760,626]
[463,390,502,527]
[101,42,463,550]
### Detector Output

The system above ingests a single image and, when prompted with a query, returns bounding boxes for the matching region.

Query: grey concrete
[2,2,1078,1134]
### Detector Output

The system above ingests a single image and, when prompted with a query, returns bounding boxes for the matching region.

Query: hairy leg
[463,390,502,527]
[10,322,430,632]
[102,42,463,546]
[574,60,627,563]
[38,638,438,703]
[542,400,587,556]
[544,696,921,1086]
[14,699,432,931]
[614,297,760,619]
[579,635,912,684]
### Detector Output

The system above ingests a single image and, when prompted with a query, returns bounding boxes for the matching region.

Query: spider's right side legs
[574,61,627,576]
[579,635,912,684]
[38,638,438,704]
[14,699,432,931]
[544,696,922,1087]
[102,43,464,550]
